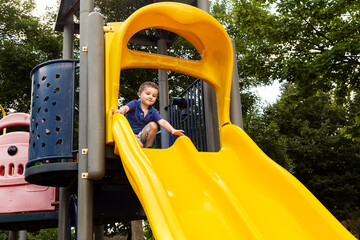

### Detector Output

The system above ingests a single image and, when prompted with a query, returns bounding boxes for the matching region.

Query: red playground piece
[0,113,56,213]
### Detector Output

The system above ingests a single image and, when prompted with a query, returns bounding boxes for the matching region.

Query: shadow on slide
[112,113,356,240]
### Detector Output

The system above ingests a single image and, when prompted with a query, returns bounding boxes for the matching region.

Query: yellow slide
[105,3,356,239]
[113,113,356,240]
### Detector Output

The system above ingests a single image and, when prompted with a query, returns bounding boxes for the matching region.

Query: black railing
[166,79,207,151]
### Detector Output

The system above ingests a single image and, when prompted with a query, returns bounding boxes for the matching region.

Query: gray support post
[158,31,169,148]
[203,86,220,151]
[78,0,94,239]
[94,224,104,240]
[8,230,28,240]
[63,14,74,60]
[8,231,18,240]
[18,230,27,240]
[131,220,144,240]
[198,0,221,152]
[230,39,243,129]
[87,12,105,180]
[58,13,74,240]
[197,0,210,12]
[58,187,70,240]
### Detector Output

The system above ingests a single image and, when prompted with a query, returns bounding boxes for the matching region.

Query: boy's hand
[172,129,185,136]
[112,109,125,114]
[112,106,130,115]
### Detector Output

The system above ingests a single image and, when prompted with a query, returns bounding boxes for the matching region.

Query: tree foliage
[275,0,360,102]
[213,0,360,139]
[247,84,360,222]
[0,0,62,113]
[244,108,293,172]
[212,0,283,90]
[27,228,68,240]
[217,0,360,97]
[102,222,129,238]
[0,230,7,239]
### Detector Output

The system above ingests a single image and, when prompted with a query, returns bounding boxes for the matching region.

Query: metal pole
[230,39,243,129]
[58,13,74,240]
[8,231,18,240]
[78,0,94,239]
[197,0,210,12]
[58,187,70,240]
[87,12,105,180]
[158,30,169,148]
[197,0,221,152]
[131,220,144,240]
[63,14,74,60]
[203,85,220,151]
[94,224,104,240]
[18,230,27,240]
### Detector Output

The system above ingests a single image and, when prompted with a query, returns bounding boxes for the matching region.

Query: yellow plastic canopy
[105,2,233,144]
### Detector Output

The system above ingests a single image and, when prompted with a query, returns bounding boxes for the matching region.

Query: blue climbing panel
[29,59,78,165]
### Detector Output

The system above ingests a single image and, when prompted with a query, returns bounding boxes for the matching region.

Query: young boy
[112,82,184,148]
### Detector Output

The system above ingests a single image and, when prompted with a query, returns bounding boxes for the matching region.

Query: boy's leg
[138,122,158,148]
[144,122,158,148]
[134,137,143,148]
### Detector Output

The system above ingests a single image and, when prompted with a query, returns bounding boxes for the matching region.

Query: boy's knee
[149,122,157,132]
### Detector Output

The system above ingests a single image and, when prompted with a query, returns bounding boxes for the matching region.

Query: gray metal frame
[58,11,75,240]
[77,0,94,239]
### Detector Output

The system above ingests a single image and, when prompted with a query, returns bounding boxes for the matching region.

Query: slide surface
[113,113,356,240]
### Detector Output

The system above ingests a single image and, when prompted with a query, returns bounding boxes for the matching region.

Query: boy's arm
[112,105,130,115]
[157,119,185,136]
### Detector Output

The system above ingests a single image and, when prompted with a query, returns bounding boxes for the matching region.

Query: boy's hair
[139,82,159,93]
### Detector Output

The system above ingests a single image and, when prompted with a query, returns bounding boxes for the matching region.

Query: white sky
[251,80,281,105]
[34,0,58,16]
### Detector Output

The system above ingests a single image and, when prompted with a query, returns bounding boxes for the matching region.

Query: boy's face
[138,86,158,107]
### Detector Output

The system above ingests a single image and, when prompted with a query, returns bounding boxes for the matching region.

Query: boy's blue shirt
[125,100,162,134]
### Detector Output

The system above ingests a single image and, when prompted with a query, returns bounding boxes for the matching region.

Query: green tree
[244,107,293,172]
[212,0,283,90]
[259,84,360,222]
[104,221,130,238]
[27,228,65,240]
[0,0,62,113]
[274,0,360,102]
[221,0,360,97]
[144,220,155,240]
[214,0,360,139]
[0,230,8,240]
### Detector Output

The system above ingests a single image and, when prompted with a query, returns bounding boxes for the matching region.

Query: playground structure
[26,59,145,227]
[0,1,357,240]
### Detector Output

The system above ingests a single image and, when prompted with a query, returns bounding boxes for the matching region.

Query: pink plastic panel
[0,117,57,213]
[0,132,29,154]
[0,113,30,130]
